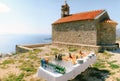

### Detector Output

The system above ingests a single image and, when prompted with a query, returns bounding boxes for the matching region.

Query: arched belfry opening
[61,0,70,17]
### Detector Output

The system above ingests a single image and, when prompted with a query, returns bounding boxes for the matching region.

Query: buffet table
[37,53,96,81]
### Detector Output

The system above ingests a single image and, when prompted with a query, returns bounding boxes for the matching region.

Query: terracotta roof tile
[103,19,118,24]
[53,10,105,24]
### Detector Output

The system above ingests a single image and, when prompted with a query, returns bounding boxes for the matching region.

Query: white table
[37,54,96,81]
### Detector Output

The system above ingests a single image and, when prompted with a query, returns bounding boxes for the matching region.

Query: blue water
[0,34,52,54]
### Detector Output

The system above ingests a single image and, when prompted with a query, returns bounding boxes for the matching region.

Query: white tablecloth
[37,54,96,81]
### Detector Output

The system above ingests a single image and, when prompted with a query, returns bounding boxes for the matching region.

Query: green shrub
[93,61,106,68]
[110,72,116,75]
[33,49,42,54]
[1,59,15,65]
[21,67,35,72]
[108,61,120,69]
[53,51,58,55]
[103,50,113,58]
[24,72,33,76]
[45,53,49,56]
[18,60,24,63]
[109,60,117,63]
[117,78,120,81]
[12,52,17,55]
[28,50,35,54]
[0,65,8,69]
[19,61,36,74]
[68,47,78,52]
[109,64,119,69]
[19,54,26,58]
[51,48,59,52]
[3,73,25,81]
[28,55,38,60]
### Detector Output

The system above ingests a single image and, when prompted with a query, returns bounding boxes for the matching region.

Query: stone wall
[16,45,33,53]
[16,43,51,53]
[98,23,116,45]
[52,20,97,45]
[21,43,51,48]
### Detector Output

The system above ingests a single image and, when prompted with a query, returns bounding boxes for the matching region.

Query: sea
[0,34,52,54]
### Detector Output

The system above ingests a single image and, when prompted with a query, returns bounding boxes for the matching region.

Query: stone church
[52,2,119,52]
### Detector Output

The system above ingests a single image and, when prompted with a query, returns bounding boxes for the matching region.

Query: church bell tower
[61,0,70,18]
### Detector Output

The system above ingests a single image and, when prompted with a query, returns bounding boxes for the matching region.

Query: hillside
[0,45,120,81]
[116,36,120,41]
[116,28,120,36]
[116,28,120,41]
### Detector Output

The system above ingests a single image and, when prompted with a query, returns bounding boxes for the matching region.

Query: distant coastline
[0,34,51,54]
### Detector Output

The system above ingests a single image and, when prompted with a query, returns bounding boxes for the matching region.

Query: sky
[0,0,120,35]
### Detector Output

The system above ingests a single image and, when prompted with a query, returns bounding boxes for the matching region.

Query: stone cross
[64,0,67,4]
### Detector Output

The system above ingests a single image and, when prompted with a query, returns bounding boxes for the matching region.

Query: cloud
[0,3,10,13]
